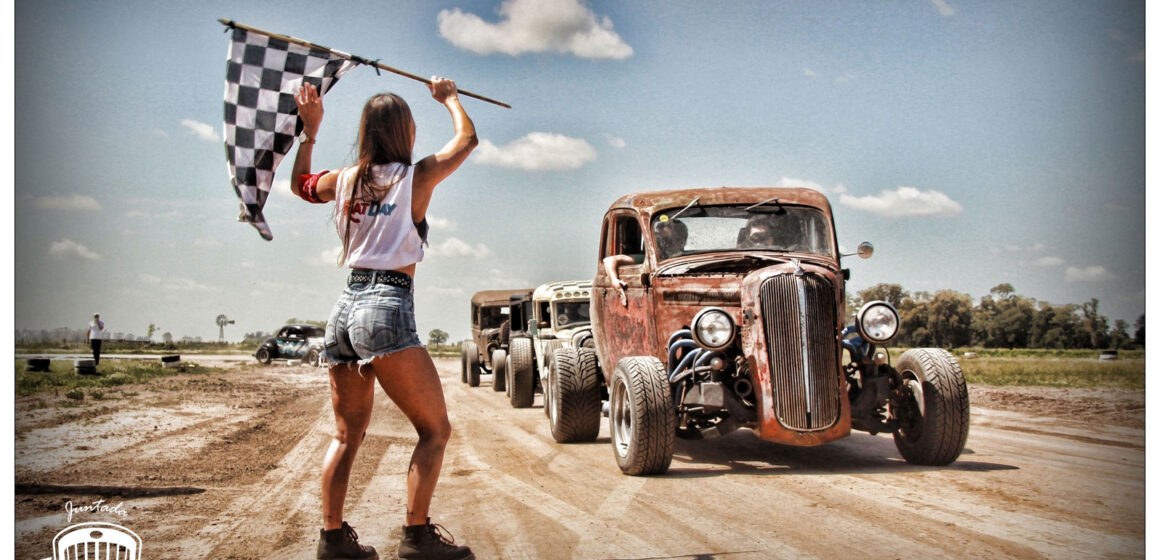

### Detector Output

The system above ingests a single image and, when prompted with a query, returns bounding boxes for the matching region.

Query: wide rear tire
[509,337,535,408]
[491,348,508,392]
[609,356,675,475]
[255,347,272,365]
[460,343,469,383]
[465,341,481,387]
[892,348,970,466]
[549,347,602,443]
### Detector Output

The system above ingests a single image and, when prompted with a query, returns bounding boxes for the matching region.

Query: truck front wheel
[509,337,535,408]
[892,348,970,466]
[465,341,481,387]
[609,356,675,475]
[491,348,507,392]
[549,347,602,443]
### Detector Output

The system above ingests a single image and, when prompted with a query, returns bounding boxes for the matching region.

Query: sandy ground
[14,357,1144,559]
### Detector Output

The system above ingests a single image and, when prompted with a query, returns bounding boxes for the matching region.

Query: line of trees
[851,283,1144,350]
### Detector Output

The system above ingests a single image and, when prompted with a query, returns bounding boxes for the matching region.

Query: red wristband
[297,170,329,204]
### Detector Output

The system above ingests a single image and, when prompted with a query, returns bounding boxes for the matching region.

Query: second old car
[255,324,326,366]
[562,187,969,475]
[504,280,595,411]
[462,288,532,388]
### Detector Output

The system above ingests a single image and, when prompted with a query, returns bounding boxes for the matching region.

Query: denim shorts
[324,282,423,365]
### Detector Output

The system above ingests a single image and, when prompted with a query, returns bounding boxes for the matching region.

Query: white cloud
[426,215,458,232]
[437,0,633,59]
[835,73,854,84]
[839,186,963,217]
[48,239,102,261]
[1065,265,1116,283]
[930,0,956,17]
[1030,256,1065,267]
[181,119,219,142]
[803,68,817,78]
[315,246,342,267]
[606,135,626,149]
[139,273,162,285]
[24,194,102,211]
[473,133,597,171]
[429,237,492,259]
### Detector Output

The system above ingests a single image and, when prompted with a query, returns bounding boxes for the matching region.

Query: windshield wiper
[745,197,784,214]
[669,196,701,221]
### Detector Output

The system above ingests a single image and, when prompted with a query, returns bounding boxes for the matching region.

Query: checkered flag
[223,27,358,241]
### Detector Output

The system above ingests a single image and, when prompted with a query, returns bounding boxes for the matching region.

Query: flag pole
[219,18,511,109]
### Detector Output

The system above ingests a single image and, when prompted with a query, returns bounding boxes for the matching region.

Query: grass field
[15,359,221,398]
[884,348,1146,390]
[15,347,1145,399]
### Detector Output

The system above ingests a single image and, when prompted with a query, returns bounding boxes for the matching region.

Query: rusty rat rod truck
[555,187,969,475]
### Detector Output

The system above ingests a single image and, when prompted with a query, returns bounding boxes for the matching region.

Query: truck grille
[759,273,841,431]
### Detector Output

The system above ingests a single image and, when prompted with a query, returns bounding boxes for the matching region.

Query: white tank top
[334,163,425,271]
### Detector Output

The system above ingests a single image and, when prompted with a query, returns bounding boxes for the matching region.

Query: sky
[12,0,1147,344]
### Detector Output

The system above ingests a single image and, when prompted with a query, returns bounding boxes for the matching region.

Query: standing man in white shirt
[87,313,105,366]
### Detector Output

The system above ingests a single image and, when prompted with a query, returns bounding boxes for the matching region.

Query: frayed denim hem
[324,342,427,372]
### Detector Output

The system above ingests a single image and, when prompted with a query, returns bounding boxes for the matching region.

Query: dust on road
[15,357,1144,559]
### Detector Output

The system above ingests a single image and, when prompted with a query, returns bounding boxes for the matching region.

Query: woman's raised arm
[412,77,478,220]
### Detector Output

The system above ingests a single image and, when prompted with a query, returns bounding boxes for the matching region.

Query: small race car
[255,324,326,366]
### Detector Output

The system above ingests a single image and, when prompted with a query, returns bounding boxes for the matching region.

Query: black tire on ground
[549,347,602,443]
[26,359,51,372]
[609,356,675,475]
[465,341,481,387]
[255,347,272,365]
[491,348,508,392]
[460,343,469,383]
[504,355,513,399]
[509,337,535,408]
[540,340,564,398]
[892,348,971,466]
[305,349,320,367]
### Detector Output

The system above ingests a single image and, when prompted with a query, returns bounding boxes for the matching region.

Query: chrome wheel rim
[611,379,631,458]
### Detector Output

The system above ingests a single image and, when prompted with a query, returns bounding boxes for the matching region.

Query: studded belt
[348,269,413,290]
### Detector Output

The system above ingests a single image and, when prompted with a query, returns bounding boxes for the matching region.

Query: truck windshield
[553,300,591,328]
[480,306,508,329]
[650,205,834,260]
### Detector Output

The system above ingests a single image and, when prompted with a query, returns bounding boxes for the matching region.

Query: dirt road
[15,357,1144,559]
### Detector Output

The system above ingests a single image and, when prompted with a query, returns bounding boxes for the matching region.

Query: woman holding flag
[291,77,477,560]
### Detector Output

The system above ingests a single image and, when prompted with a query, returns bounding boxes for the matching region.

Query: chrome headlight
[856,301,899,344]
[691,307,735,351]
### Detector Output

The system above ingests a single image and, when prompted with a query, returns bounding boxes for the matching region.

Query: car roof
[471,289,534,306]
[606,186,833,218]
[533,280,594,302]
[282,323,323,331]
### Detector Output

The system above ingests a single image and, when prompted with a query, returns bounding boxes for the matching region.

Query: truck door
[592,210,656,375]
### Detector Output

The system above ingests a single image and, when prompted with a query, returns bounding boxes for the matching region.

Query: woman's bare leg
[321,362,377,530]
[370,347,452,526]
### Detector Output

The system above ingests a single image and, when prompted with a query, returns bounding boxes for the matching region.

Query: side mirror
[857,242,874,259]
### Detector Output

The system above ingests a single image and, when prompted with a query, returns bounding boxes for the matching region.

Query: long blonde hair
[337,93,415,265]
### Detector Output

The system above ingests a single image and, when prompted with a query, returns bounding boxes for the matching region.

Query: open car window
[650,204,834,260]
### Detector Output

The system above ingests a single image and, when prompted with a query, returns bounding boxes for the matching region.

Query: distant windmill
[216,314,235,343]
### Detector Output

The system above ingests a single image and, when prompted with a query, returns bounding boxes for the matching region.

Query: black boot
[398,519,474,560]
[317,522,378,560]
